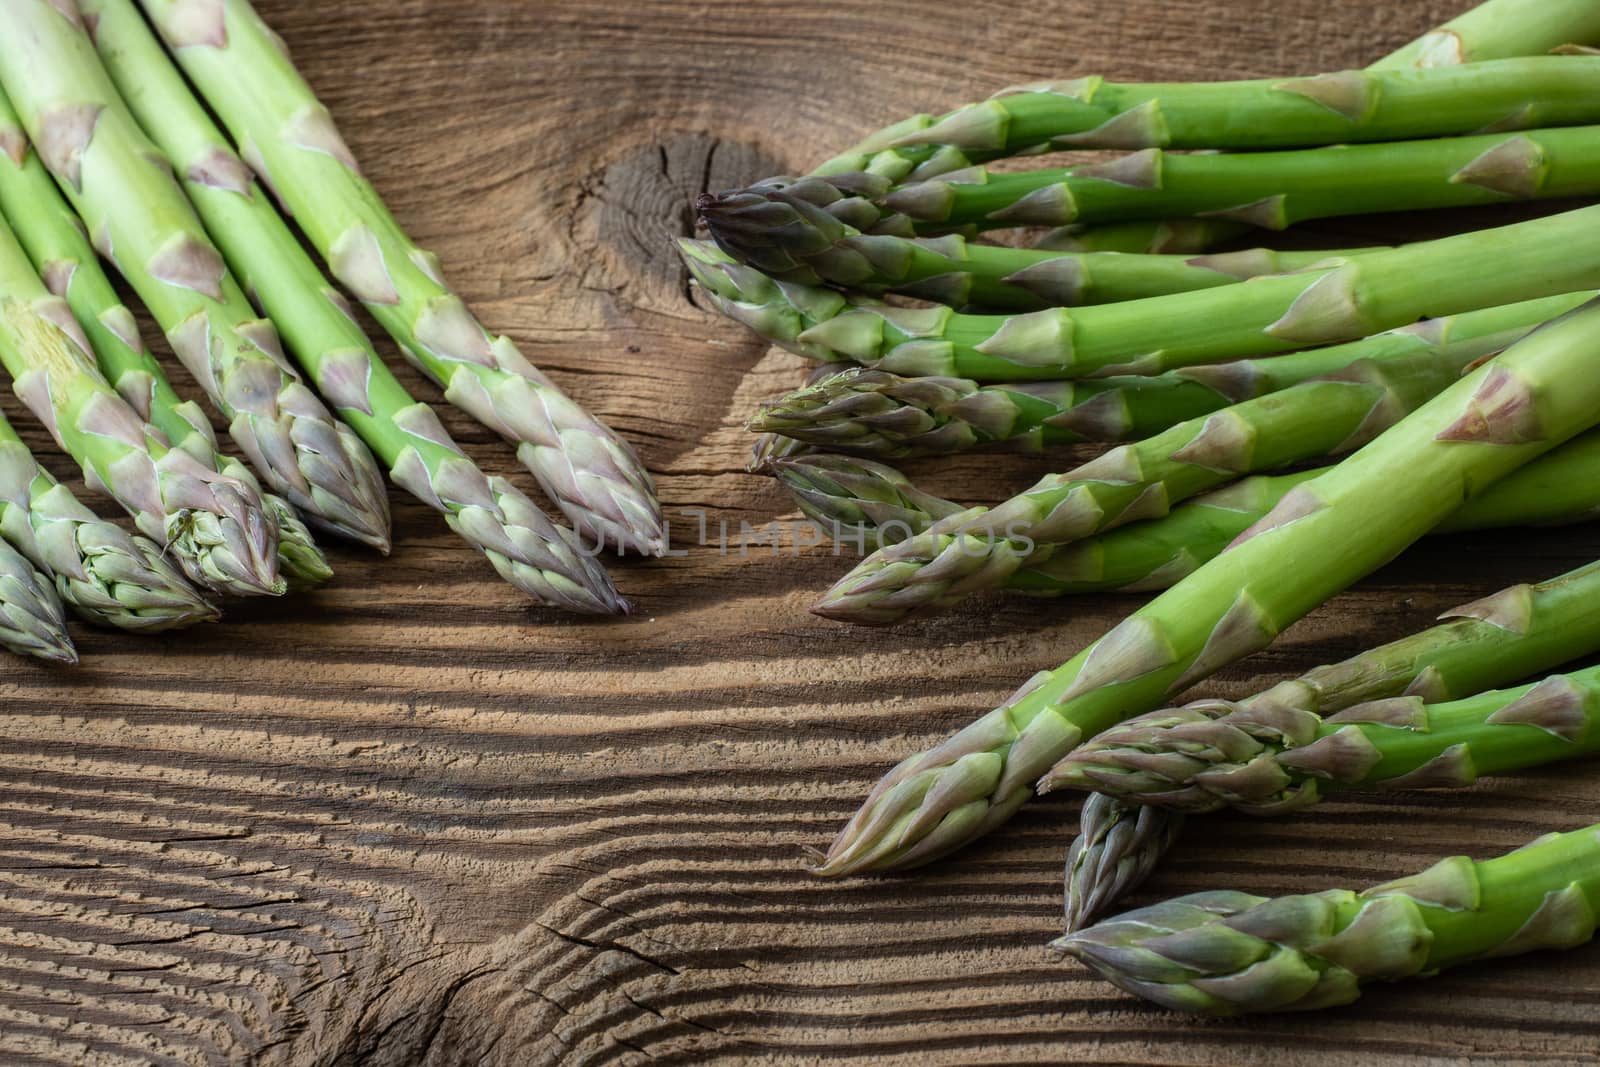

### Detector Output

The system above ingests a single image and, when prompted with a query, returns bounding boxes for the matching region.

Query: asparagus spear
[711,213,1363,306]
[771,427,1600,591]
[1032,220,1248,255]
[1373,0,1600,69]
[0,409,216,632]
[84,0,626,613]
[1064,792,1184,934]
[706,59,1600,275]
[750,293,1585,457]
[814,297,1600,876]
[1048,660,1600,810]
[772,454,964,549]
[685,208,1600,381]
[1061,552,1600,925]
[0,533,75,663]
[0,5,391,551]
[140,0,663,558]
[0,210,281,597]
[816,334,1503,625]
[746,362,847,472]
[708,126,1600,284]
[0,92,330,590]
[1057,824,1600,1015]
[800,0,1587,241]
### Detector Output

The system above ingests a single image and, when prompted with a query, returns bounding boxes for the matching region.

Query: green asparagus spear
[746,361,847,472]
[139,0,663,558]
[814,297,1600,876]
[1032,220,1248,255]
[718,221,1364,307]
[0,409,216,632]
[0,91,330,590]
[772,454,964,548]
[84,0,626,613]
[1047,660,1600,811]
[686,209,1600,381]
[816,333,1503,625]
[750,293,1584,457]
[708,126,1600,285]
[1372,0,1600,69]
[734,0,1598,271]
[771,425,1600,590]
[0,210,281,597]
[0,532,75,663]
[1064,792,1184,933]
[1057,824,1600,1015]
[1060,553,1600,925]
[0,5,391,551]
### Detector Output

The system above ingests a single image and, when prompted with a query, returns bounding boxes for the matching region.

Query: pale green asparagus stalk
[1032,220,1249,255]
[803,0,1598,246]
[773,426,1600,587]
[1032,428,1600,596]
[707,126,1600,284]
[0,89,330,589]
[750,292,1584,457]
[1060,553,1600,925]
[0,210,281,597]
[0,2,391,551]
[0,409,216,632]
[1057,824,1600,1015]
[817,3,1600,185]
[1048,660,1600,811]
[1372,0,1600,69]
[85,0,626,613]
[814,336,1498,625]
[140,0,663,557]
[685,211,1600,381]
[815,298,1600,876]
[0,532,75,663]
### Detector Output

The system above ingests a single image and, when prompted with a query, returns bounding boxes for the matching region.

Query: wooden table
[5,0,1599,1062]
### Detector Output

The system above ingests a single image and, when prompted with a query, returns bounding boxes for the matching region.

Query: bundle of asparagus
[690,0,1600,1015]
[0,0,663,662]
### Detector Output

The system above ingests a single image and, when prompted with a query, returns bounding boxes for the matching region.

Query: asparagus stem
[1056,823,1600,1015]
[750,293,1585,457]
[1032,220,1249,255]
[0,530,75,663]
[0,89,330,590]
[709,125,1600,285]
[0,3,391,552]
[0,408,216,632]
[1064,792,1185,933]
[805,0,1594,222]
[140,0,663,557]
[771,426,1600,585]
[1032,428,1600,596]
[1047,661,1600,812]
[814,298,1600,876]
[1372,0,1600,70]
[1060,551,1600,923]
[815,329,1504,625]
[685,209,1600,381]
[0,209,281,597]
[85,0,626,613]
[707,59,1600,277]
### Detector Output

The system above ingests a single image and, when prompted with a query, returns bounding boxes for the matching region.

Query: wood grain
[3,0,1599,1062]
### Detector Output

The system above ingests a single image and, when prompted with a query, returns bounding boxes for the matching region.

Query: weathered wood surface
[3,0,1599,1062]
